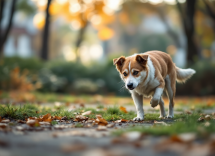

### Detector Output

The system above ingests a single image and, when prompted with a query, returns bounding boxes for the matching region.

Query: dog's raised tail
[176,67,196,83]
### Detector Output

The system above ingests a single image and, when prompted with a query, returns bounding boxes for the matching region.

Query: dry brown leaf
[120,106,128,113]
[39,122,51,125]
[115,119,128,123]
[26,120,40,127]
[95,116,108,126]
[205,115,211,120]
[54,116,62,120]
[74,115,88,122]
[1,119,10,123]
[198,117,205,122]
[79,103,85,107]
[0,123,7,129]
[16,126,27,131]
[61,116,67,120]
[41,113,52,122]
[17,120,26,124]
[82,111,92,116]
[185,110,192,114]
[107,123,115,128]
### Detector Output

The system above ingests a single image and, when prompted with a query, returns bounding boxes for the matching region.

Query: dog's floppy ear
[113,56,125,72]
[136,55,148,66]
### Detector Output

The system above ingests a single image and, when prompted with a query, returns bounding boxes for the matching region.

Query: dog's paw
[150,98,160,108]
[166,115,173,119]
[159,115,166,119]
[133,117,144,121]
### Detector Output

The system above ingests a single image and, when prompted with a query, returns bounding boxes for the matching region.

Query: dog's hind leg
[131,91,144,121]
[165,74,176,118]
[159,98,166,118]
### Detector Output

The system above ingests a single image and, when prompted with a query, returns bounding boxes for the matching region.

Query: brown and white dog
[113,51,195,121]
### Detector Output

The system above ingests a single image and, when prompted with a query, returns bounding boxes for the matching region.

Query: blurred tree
[49,0,115,61]
[40,0,52,60]
[17,0,36,15]
[176,0,200,65]
[0,0,17,57]
[203,0,215,30]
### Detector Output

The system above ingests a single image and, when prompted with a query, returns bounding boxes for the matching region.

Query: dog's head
[113,54,149,90]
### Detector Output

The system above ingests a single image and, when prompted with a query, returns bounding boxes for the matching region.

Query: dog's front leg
[131,91,144,121]
[150,76,165,108]
[150,87,164,108]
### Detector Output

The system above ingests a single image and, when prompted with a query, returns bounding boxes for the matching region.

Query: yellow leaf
[98,27,114,40]
[120,106,128,113]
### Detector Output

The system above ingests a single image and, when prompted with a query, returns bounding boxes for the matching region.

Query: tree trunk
[176,0,199,65]
[0,0,16,56]
[40,0,52,60]
[203,0,215,31]
[74,21,88,62]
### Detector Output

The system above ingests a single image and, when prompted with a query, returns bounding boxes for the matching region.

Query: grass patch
[113,113,215,136]
[0,104,137,121]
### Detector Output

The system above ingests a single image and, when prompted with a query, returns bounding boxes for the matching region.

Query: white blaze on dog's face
[113,54,149,90]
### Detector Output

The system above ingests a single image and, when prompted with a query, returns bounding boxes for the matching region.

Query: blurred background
[0,0,215,97]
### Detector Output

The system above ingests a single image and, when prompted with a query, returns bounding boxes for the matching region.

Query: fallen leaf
[115,119,128,123]
[74,115,88,122]
[54,116,62,120]
[86,120,94,123]
[120,106,128,113]
[95,116,108,126]
[0,123,7,129]
[205,115,211,120]
[16,126,26,131]
[61,116,67,120]
[39,122,51,125]
[79,103,85,107]
[82,111,92,116]
[41,113,52,122]
[1,119,10,123]
[17,120,26,124]
[185,110,192,114]
[54,125,67,129]
[107,123,115,128]
[26,120,40,127]
[198,117,205,122]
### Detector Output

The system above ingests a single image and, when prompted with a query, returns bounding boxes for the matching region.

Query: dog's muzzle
[127,83,134,90]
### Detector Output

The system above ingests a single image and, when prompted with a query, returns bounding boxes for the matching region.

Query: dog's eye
[123,72,127,76]
[133,71,139,75]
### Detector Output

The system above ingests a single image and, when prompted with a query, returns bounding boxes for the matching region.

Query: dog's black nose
[127,83,133,89]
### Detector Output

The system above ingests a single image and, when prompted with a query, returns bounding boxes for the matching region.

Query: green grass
[0,104,136,121]
[0,103,187,122]
[113,113,215,136]
[1,103,213,137]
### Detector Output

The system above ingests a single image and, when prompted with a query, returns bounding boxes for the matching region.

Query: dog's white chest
[134,78,160,97]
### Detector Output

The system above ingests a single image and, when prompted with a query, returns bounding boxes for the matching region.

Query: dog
[113,51,195,121]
